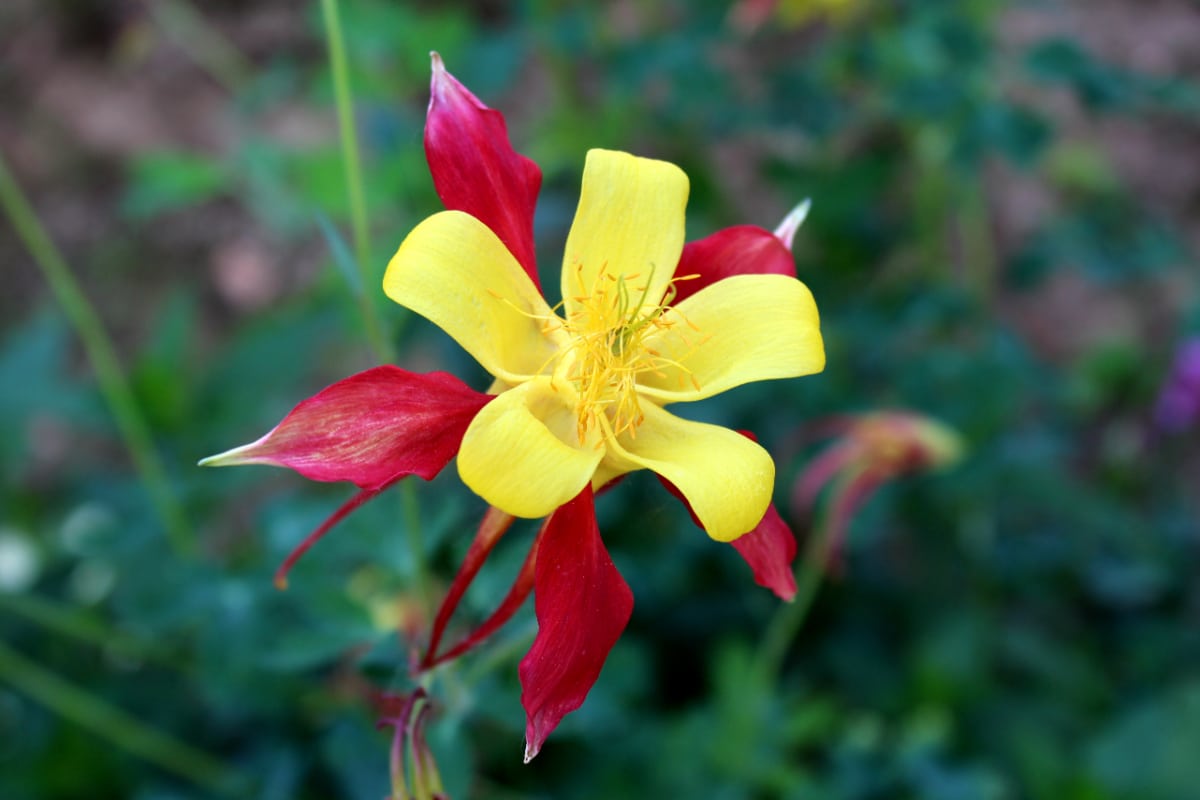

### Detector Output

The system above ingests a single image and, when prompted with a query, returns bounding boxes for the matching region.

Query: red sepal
[214,366,490,490]
[657,429,798,600]
[729,504,798,601]
[657,474,798,601]
[519,486,633,762]
[672,225,797,305]
[425,53,543,289]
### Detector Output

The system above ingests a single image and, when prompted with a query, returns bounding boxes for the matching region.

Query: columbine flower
[202,53,825,760]
[793,411,963,570]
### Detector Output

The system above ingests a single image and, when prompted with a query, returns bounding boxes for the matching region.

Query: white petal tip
[523,740,539,764]
[197,442,257,468]
[773,199,812,252]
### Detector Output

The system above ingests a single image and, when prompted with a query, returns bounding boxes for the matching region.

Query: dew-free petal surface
[519,486,633,761]
[659,475,798,601]
[457,378,603,519]
[637,273,825,404]
[198,366,490,489]
[561,149,688,320]
[384,210,561,382]
[672,224,797,305]
[611,402,775,541]
[730,504,798,601]
[425,53,543,288]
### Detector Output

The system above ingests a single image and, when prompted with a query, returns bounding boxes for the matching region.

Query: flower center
[554,263,700,444]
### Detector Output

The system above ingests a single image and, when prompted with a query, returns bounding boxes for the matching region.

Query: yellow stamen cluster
[553,263,703,444]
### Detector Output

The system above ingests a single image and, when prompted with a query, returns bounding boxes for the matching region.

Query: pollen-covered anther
[556,264,704,443]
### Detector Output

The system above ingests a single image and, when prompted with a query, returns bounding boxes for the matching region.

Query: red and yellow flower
[202,53,825,760]
[793,411,963,571]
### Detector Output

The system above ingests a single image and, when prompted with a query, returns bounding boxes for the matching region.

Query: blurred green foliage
[2,1,1198,798]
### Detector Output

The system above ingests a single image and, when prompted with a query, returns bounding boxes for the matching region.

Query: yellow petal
[384,210,563,383]
[636,274,824,404]
[607,403,774,541]
[560,150,688,320]
[458,378,603,519]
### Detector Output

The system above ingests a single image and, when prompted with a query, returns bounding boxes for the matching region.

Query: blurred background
[2,0,1198,798]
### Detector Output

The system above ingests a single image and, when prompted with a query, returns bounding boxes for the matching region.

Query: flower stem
[754,515,836,685]
[318,0,431,635]
[0,638,247,795]
[0,154,193,555]
[319,0,392,364]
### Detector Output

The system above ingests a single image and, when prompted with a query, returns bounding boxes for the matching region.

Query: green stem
[754,515,837,685]
[0,154,192,555]
[0,638,247,794]
[318,0,430,631]
[319,0,392,363]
